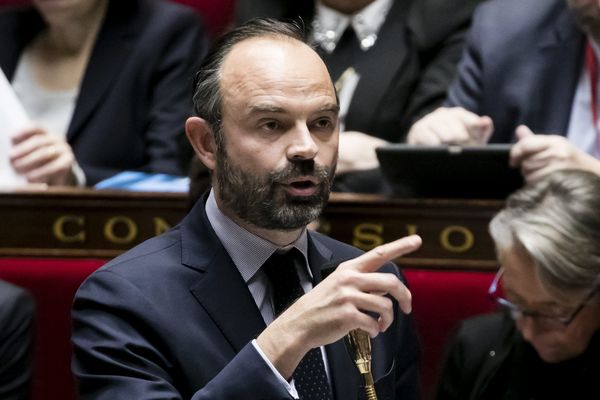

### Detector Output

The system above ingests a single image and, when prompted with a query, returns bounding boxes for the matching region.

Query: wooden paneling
[0,189,503,269]
[318,193,501,270]
[0,188,189,258]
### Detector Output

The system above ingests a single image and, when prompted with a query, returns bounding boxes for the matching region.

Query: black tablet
[375,144,524,199]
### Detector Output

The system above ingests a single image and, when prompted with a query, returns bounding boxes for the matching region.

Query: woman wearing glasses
[436,169,600,400]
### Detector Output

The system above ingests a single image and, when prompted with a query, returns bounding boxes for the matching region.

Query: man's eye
[262,121,281,131]
[314,118,333,129]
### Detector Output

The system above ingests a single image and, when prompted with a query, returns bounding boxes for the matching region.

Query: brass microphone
[345,329,377,400]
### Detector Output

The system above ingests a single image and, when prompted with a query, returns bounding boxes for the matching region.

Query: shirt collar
[205,190,310,283]
[312,0,393,53]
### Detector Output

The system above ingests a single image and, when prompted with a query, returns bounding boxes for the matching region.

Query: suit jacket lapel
[534,9,585,135]
[67,1,140,140]
[182,198,266,353]
[472,314,519,398]
[344,0,411,133]
[189,251,268,353]
[306,232,334,285]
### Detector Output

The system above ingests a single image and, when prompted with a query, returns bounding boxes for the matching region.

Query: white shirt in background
[12,53,86,185]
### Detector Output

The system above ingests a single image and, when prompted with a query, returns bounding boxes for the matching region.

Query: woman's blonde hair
[489,169,600,293]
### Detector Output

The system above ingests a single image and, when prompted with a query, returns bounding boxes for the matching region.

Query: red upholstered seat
[0,0,29,6]
[404,269,497,399]
[0,258,106,400]
[173,0,234,38]
[0,0,234,39]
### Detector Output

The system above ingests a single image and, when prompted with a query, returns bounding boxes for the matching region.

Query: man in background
[0,280,34,400]
[408,0,600,183]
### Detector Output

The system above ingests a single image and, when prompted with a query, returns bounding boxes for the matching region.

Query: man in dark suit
[0,280,35,400]
[407,0,600,183]
[235,0,482,193]
[72,18,422,399]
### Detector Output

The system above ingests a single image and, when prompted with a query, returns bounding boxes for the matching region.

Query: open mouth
[282,177,319,196]
[290,180,316,189]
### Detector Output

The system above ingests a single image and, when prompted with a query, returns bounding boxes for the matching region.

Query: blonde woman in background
[437,169,600,399]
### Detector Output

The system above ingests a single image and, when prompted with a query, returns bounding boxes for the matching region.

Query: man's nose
[287,123,319,160]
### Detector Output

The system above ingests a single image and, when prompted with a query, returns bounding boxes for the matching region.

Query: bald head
[191,18,325,130]
[222,36,331,88]
[219,36,337,126]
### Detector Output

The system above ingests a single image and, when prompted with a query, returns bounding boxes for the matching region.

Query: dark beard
[216,147,335,230]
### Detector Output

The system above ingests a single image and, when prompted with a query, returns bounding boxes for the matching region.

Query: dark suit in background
[72,196,420,399]
[0,0,208,184]
[235,0,483,142]
[445,0,584,143]
[0,280,35,400]
[436,312,600,399]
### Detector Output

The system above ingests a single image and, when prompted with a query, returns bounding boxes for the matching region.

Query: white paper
[0,68,28,187]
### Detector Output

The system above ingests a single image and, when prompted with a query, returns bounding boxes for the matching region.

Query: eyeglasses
[488,267,599,330]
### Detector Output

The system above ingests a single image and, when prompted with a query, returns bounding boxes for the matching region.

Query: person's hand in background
[510,125,600,183]
[407,107,493,145]
[336,131,389,175]
[10,126,76,185]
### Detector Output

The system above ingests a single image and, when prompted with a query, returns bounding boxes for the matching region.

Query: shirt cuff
[252,339,299,400]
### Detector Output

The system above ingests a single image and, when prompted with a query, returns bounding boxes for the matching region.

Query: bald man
[72,19,421,400]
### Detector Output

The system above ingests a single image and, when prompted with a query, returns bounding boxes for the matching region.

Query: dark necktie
[262,249,333,400]
[321,26,361,83]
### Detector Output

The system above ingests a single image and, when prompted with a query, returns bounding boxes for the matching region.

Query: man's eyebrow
[248,103,340,115]
[249,104,286,114]
[318,104,340,114]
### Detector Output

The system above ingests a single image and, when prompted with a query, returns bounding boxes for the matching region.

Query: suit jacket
[0,280,35,400]
[0,0,208,185]
[235,0,483,143]
[435,312,600,400]
[72,195,420,400]
[445,0,585,143]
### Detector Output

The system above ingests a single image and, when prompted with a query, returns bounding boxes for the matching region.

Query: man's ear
[185,117,217,171]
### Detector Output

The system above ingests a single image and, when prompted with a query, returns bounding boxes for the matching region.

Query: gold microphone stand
[346,329,378,400]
